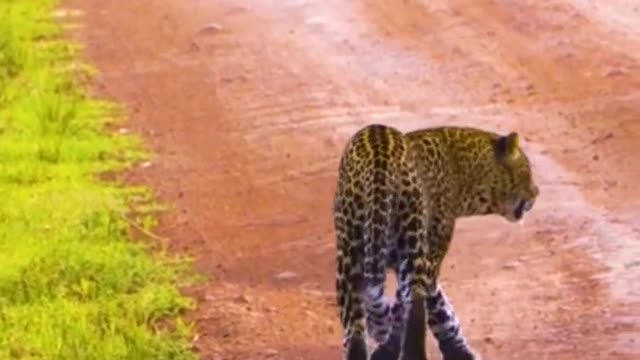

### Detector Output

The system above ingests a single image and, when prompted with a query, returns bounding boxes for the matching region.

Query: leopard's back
[333,123,424,298]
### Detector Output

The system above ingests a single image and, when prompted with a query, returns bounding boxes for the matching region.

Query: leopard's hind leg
[371,165,430,360]
[361,171,395,345]
[335,145,396,358]
[335,212,368,360]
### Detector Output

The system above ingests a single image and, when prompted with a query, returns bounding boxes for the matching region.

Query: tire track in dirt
[68,0,639,359]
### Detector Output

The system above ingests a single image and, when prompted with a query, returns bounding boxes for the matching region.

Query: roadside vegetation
[0,1,196,358]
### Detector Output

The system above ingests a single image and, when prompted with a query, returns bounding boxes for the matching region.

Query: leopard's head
[489,132,539,223]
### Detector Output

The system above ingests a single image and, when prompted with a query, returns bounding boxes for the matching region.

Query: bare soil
[67,0,639,359]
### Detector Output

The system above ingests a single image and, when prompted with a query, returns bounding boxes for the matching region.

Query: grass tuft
[0,1,197,359]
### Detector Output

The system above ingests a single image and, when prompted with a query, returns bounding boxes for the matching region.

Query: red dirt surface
[66,0,639,359]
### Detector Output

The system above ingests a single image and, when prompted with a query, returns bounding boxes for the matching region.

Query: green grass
[0,1,197,359]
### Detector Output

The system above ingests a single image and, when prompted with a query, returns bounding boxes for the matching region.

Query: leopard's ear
[495,132,520,162]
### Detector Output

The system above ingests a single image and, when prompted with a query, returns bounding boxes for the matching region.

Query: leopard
[333,123,539,360]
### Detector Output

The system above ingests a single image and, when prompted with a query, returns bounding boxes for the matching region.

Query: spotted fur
[333,124,539,360]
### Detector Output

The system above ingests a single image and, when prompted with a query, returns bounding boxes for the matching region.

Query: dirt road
[68,0,639,359]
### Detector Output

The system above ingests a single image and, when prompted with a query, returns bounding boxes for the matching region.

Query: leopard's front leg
[427,284,479,360]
